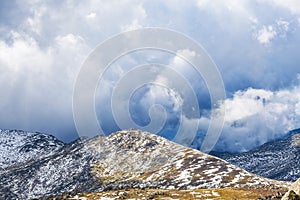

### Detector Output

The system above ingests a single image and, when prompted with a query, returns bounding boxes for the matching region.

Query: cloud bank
[205,84,300,152]
[0,0,300,152]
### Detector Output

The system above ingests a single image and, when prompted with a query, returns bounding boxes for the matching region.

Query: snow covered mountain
[211,129,300,182]
[0,129,64,172]
[0,129,290,199]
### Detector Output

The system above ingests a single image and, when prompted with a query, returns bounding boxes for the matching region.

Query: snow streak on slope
[0,129,290,199]
[0,130,64,171]
[211,130,300,182]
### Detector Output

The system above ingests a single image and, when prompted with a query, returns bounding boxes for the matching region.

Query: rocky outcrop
[282,178,300,200]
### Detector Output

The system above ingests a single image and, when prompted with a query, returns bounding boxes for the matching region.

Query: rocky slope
[282,178,300,200]
[0,129,290,199]
[211,129,300,182]
[0,129,64,172]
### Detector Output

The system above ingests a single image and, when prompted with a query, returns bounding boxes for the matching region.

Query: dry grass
[48,187,287,200]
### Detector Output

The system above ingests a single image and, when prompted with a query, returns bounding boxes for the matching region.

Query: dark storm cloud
[0,0,300,152]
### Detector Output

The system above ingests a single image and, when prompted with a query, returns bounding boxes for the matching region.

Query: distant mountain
[211,129,300,182]
[0,129,289,199]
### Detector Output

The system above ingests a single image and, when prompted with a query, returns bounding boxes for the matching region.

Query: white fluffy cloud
[256,25,277,44]
[210,85,300,152]
[253,20,290,44]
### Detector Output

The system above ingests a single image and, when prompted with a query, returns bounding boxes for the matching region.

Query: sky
[1,0,300,152]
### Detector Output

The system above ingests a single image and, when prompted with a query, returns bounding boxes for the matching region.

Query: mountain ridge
[211,129,300,181]
[0,129,291,199]
[0,129,64,172]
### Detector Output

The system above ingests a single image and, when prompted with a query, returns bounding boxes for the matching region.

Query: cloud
[1,0,300,152]
[253,20,290,45]
[0,30,90,142]
[0,0,149,141]
[256,25,277,44]
[262,0,300,15]
[86,12,96,19]
[205,85,300,152]
[172,49,196,67]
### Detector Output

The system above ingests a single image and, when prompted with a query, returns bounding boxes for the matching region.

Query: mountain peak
[0,129,291,199]
[109,129,164,141]
[105,129,166,152]
[0,129,64,171]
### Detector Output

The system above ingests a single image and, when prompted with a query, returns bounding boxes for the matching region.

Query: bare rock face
[282,178,300,200]
[291,133,300,148]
